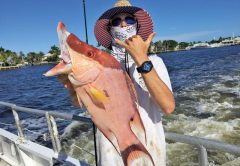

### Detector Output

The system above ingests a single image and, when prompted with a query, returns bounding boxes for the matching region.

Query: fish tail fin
[121,142,154,166]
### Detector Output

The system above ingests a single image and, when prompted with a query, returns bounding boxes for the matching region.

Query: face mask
[110,24,137,63]
[110,24,137,42]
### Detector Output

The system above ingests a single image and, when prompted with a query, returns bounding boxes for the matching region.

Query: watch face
[143,62,152,71]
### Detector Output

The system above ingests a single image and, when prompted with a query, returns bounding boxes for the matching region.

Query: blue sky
[1,0,240,54]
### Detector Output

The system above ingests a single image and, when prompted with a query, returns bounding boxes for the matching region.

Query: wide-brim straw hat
[94,0,153,49]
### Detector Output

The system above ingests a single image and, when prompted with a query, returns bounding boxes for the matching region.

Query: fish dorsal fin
[125,72,138,104]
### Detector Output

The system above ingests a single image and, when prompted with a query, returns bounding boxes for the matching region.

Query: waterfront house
[42,53,54,61]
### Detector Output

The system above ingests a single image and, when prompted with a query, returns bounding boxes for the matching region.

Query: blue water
[0,64,79,111]
[161,46,240,92]
[161,46,240,118]
[0,46,240,165]
[0,64,82,140]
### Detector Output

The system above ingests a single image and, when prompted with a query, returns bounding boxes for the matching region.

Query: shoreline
[0,62,57,71]
[153,44,240,54]
[0,66,21,71]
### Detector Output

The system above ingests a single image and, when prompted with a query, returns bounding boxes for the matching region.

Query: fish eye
[87,51,95,57]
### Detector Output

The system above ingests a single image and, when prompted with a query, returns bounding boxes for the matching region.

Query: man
[94,0,175,165]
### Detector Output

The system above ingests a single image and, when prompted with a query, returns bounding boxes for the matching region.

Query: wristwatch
[137,61,153,73]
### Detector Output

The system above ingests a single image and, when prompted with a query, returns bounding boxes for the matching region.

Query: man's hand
[115,32,156,66]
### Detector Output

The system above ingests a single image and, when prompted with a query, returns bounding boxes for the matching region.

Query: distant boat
[186,43,210,50]
[210,37,240,48]
[210,43,225,48]
[221,39,236,46]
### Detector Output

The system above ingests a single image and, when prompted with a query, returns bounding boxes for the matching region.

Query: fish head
[66,34,121,78]
[44,22,120,79]
[66,34,104,78]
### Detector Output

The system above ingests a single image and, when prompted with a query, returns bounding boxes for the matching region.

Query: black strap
[124,52,130,76]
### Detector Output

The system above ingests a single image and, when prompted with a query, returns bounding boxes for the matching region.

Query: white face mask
[110,24,137,63]
[110,24,137,42]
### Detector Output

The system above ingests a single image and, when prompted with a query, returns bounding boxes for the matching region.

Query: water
[0,64,83,142]
[160,46,240,166]
[0,46,240,165]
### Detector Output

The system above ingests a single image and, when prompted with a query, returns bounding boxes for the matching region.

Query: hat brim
[94,6,153,49]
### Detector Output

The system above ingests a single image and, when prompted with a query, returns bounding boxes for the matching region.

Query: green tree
[154,41,163,53]
[49,45,60,55]
[36,51,44,62]
[26,52,37,64]
[0,47,5,53]
[148,41,154,54]
[218,37,223,42]
[162,40,178,51]
[46,45,60,62]
[19,51,25,63]
[178,42,189,50]
[0,50,19,66]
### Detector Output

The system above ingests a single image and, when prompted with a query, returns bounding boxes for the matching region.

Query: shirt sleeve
[149,54,172,92]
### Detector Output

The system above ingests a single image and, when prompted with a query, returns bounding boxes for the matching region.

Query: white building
[234,37,240,44]
[42,53,54,61]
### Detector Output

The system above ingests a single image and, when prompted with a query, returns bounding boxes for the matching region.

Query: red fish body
[45,22,154,166]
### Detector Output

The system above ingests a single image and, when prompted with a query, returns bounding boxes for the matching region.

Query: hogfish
[44,22,154,166]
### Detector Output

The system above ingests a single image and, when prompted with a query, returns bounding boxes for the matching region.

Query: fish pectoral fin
[84,85,108,109]
[121,143,154,166]
[89,85,108,102]
[130,112,146,145]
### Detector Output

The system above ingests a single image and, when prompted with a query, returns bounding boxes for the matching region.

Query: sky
[1,0,240,54]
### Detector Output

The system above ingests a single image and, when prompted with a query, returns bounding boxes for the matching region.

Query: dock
[0,66,22,71]
[0,62,56,71]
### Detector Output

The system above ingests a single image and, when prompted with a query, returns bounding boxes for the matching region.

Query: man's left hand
[115,32,156,66]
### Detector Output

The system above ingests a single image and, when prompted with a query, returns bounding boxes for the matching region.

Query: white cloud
[156,30,220,42]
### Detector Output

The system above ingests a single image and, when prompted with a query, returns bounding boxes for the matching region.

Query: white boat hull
[0,129,85,166]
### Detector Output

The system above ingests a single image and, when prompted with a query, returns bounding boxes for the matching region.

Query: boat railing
[0,101,240,166]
